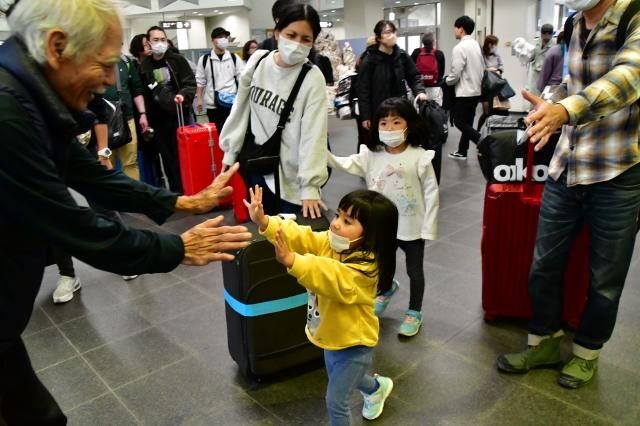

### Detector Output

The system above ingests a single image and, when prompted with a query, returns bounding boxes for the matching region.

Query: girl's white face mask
[328,230,362,253]
[278,36,311,66]
[379,128,407,148]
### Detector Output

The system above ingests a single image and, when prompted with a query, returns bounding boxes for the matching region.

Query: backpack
[416,48,439,87]
[418,100,448,149]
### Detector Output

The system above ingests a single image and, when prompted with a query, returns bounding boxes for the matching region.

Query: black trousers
[453,96,481,156]
[206,107,231,136]
[153,113,184,193]
[0,339,67,425]
[397,239,426,311]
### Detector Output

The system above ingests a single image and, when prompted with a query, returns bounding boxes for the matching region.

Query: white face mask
[328,230,362,253]
[151,42,168,55]
[563,0,600,11]
[278,36,311,66]
[215,37,229,49]
[379,128,407,148]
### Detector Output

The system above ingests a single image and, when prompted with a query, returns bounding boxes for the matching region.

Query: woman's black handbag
[151,60,181,114]
[498,80,516,101]
[104,98,132,149]
[482,70,507,97]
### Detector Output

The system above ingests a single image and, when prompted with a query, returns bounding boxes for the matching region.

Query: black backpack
[418,100,448,149]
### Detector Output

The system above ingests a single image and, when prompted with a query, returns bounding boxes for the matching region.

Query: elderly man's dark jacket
[0,37,184,351]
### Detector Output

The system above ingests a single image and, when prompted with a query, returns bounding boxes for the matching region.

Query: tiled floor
[25,117,640,425]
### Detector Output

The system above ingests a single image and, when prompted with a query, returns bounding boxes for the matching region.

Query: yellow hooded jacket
[261,216,380,350]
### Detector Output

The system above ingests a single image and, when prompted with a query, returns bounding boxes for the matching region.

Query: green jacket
[104,56,144,120]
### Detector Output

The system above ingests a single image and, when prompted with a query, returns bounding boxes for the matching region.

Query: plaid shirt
[551,0,640,185]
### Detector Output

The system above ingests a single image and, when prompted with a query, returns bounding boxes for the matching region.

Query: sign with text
[160,21,192,30]
[320,21,334,28]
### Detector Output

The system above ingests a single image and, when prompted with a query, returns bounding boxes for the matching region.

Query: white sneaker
[122,275,139,281]
[52,276,81,304]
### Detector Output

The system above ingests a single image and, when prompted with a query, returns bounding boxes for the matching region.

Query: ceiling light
[395,1,401,3]
[414,2,419,4]
[337,19,341,22]
[213,9,218,12]
[322,14,327,17]
[331,10,335,12]
[389,11,396,20]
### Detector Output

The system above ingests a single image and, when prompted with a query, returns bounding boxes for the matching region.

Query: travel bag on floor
[222,215,329,380]
[480,136,589,328]
[176,106,248,222]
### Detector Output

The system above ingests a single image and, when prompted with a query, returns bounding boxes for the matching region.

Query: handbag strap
[276,60,313,131]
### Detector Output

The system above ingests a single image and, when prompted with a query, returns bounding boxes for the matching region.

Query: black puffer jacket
[357,44,425,121]
[0,37,183,351]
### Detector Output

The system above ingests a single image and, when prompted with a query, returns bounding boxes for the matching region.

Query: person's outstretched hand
[522,90,569,152]
[180,215,252,265]
[302,199,328,219]
[175,163,240,214]
[243,185,269,231]
[273,227,295,268]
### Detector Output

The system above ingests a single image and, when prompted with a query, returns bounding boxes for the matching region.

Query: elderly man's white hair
[0,0,121,64]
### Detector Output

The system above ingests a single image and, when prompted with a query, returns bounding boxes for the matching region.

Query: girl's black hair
[368,97,429,152]
[373,20,397,43]
[338,190,399,294]
[129,34,147,59]
[275,3,321,41]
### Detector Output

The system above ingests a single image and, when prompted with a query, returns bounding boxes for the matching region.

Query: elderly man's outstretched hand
[175,163,240,214]
[180,215,252,265]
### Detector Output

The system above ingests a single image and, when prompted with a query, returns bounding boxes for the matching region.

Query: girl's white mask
[278,36,311,66]
[328,230,362,253]
[379,128,407,148]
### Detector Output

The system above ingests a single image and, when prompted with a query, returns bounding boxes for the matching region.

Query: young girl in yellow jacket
[244,187,399,425]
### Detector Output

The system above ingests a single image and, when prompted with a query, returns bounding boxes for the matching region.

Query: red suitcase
[175,111,249,222]
[480,141,589,328]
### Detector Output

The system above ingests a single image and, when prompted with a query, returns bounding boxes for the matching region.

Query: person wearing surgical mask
[220,3,330,220]
[329,97,439,338]
[196,27,245,134]
[138,25,196,193]
[477,34,504,131]
[357,20,427,137]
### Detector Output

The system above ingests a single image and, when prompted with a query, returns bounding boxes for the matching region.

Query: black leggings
[0,339,67,425]
[397,239,426,312]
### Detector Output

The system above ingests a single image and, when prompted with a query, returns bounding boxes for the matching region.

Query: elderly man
[0,1,251,423]
[497,0,640,388]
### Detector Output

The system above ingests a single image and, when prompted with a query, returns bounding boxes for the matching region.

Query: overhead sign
[160,21,192,30]
[320,21,334,28]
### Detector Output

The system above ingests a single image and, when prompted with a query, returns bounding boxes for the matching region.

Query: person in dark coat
[0,1,251,424]
[357,20,427,132]
[139,25,197,193]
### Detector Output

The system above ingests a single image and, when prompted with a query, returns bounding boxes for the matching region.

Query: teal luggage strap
[224,289,308,317]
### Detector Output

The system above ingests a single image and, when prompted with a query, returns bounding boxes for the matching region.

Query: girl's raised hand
[274,227,295,268]
[243,185,269,231]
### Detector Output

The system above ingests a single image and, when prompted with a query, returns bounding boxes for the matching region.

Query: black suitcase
[222,215,329,380]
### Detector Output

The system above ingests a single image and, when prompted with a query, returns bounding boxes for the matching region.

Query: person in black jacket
[260,0,300,51]
[357,20,427,133]
[410,31,446,105]
[0,2,251,424]
[139,26,197,193]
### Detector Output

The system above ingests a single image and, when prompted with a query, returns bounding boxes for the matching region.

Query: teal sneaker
[398,310,423,337]
[496,335,563,373]
[361,375,394,420]
[374,279,399,316]
[558,356,598,389]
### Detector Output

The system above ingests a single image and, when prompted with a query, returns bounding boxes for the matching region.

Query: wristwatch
[97,147,112,159]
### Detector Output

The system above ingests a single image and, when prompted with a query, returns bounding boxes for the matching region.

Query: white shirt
[196,49,245,109]
[220,50,329,204]
[328,145,439,241]
[446,35,484,97]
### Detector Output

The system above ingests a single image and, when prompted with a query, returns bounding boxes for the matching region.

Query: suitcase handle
[176,102,185,128]
[521,139,540,205]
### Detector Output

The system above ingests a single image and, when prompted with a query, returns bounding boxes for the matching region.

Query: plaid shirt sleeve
[550,0,640,186]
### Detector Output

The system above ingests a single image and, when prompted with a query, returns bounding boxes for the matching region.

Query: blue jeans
[247,175,301,216]
[324,346,377,426]
[529,164,640,349]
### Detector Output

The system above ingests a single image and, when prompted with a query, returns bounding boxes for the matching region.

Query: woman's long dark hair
[129,34,147,60]
[482,35,499,57]
[275,3,321,41]
[368,97,429,152]
[338,190,398,294]
[242,39,258,60]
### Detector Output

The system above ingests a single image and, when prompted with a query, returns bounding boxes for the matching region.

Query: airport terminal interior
[2,0,640,425]
[24,121,640,425]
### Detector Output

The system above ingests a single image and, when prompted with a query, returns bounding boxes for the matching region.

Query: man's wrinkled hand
[175,163,240,214]
[181,215,251,265]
